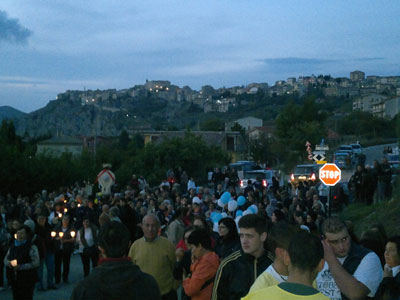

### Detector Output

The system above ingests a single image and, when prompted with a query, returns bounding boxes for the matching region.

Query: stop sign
[319,163,341,186]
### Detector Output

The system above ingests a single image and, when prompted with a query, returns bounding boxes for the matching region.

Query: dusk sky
[1,1,400,113]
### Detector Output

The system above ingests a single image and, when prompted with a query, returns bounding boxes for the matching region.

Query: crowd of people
[349,157,393,205]
[0,165,399,300]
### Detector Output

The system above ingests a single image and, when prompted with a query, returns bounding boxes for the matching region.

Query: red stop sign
[319,163,341,186]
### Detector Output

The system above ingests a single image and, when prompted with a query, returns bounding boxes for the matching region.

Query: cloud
[261,57,336,66]
[351,57,384,62]
[0,10,32,44]
[261,56,385,66]
[0,75,106,91]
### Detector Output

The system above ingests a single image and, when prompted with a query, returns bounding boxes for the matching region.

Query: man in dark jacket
[211,214,273,300]
[70,221,160,300]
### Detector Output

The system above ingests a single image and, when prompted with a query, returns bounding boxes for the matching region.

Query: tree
[118,129,130,149]
[230,122,245,135]
[200,118,225,131]
[276,99,327,163]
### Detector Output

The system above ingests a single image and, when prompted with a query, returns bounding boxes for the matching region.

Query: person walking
[129,214,177,300]
[76,217,99,277]
[71,221,160,300]
[54,215,76,284]
[183,228,220,300]
[5,225,40,300]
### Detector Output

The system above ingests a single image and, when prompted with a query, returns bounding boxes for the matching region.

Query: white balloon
[228,200,238,212]
[235,216,242,227]
[217,199,225,208]
[243,209,253,216]
[213,222,219,232]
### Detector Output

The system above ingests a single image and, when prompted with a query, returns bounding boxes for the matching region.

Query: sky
[1,1,400,113]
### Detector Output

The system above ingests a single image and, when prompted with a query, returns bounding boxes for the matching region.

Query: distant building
[36,136,83,156]
[145,80,171,91]
[353,94,389,112]
[286,77,296,85]
[142,130,247,162]
[350,70,365,81]
[225,116,263,131]
[247,126,275,140]
[384,97,400,119]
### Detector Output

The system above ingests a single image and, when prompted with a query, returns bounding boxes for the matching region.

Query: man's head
[321,217,351,258]
[238,214,268,257]
[37,215,47,227]
[267,223,297,263]
[98,221,130,258]
[285,231,324,275]
[62,215,70,227]
[142,214,160,242]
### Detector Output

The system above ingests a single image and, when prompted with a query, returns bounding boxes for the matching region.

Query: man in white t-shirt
[317,217,383,300]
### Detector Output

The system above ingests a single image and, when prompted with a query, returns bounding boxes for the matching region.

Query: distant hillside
[12,86,351,137]
[0,106,26,121]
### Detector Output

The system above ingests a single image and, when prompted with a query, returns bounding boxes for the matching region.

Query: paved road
[363,143,397,166]
[2,254,85,300]
[334,142,397,183]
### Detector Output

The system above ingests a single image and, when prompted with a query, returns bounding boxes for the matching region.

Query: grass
[340,195,400,238]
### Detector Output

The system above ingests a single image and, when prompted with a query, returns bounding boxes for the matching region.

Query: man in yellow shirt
[243,231,328,300]
[128,214,177,299]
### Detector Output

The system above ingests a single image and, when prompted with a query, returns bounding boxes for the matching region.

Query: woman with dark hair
[271,209,286,224]
[167,207,186,245]
[305,210,318,233]
[374,236,400,300]
[174,226,195,300]
[360,227,387,267]
[183,228,220,300]
[5,225,39,300]
[76,218,99,277]
[214,217,240,259]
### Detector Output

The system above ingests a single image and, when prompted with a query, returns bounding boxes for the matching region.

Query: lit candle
[14,233,17,240]
[51,231,56,238]
[58,213,62,218]
[64,200,67,203]
[59,232,64,238]
[70,231,76,238]
[10,259,17,267]
[78,203,81,207]
[64,208,68,213]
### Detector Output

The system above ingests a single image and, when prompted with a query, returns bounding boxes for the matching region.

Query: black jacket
[374,272,400,300]
[70,258,160,300]
[211,249,273,300]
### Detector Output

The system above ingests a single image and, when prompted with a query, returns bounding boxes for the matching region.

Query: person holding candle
[76,217,99,277]
[4,225,40,300]
[35,214,57,290]
[54,215,76,284]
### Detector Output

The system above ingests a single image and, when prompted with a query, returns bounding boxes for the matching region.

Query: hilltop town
[55,70,400,117]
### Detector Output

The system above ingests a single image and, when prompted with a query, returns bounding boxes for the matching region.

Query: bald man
[128,214,177,300]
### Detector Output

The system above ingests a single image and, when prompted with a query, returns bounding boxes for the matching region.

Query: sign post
[319,163,341,216]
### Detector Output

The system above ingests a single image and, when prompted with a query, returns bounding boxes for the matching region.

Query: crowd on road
[349,157,394,205]
[0,164,399,300]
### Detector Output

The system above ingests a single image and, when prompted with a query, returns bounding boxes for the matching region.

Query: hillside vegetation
[340,180,400,237]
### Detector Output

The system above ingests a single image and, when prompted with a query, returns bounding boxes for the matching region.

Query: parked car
[240,170,274,190]
[289,164,320,186]
[338,145,354,153]
[350,143,362,155]
[333,152,351,169]
[229,161,257,173]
